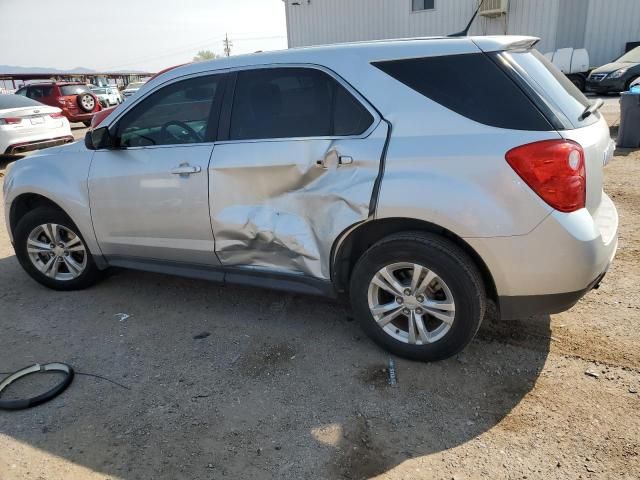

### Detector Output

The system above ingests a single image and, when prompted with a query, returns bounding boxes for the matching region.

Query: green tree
[193,50,220,62]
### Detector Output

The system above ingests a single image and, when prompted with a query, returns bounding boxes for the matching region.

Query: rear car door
[89,73,226,265]
[209,66,388,279]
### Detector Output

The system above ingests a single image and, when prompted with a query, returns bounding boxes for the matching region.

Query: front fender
[3,144,102,262]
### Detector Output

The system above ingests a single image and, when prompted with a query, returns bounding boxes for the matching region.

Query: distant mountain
[0,65,96,74]
[0,65,149,74]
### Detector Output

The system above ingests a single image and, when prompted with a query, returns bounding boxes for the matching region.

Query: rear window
[372,53,552,131]
[0,94,43,109]
[495,49,597,129]
[60,85,90,96]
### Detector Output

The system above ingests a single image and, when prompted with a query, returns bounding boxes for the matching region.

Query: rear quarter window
[372,53,552,131]
[495,49,598,129]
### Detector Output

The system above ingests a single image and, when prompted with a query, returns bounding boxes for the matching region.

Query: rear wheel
[14,207,102,290]
[568,74,585,92]
[350,232,486,362]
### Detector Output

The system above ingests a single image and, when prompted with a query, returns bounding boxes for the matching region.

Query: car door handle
[170,163,201,175]
[316,153,354,169]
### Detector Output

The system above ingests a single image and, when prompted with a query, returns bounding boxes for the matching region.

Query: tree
[193,50,220,62]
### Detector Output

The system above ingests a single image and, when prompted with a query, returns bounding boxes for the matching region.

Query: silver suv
[3,36,618,361]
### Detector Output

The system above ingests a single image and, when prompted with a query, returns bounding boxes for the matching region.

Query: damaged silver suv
[3,36,618,361]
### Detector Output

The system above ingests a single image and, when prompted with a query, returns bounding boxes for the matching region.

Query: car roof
[146,35,539,89]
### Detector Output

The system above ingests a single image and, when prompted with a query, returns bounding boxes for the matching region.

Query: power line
[223,33,233,57]
[104,34,285,70]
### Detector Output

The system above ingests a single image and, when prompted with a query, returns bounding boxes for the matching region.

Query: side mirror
[85,126,115,150]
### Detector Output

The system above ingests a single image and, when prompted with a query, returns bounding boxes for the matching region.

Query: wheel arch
[10,193,68,235]
[8,192,107,269]
[331,217,498,302]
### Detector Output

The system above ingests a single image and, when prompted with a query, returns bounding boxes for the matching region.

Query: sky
[0,0,288,72]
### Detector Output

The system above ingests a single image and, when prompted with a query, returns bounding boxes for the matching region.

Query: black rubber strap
[0,363,74,410]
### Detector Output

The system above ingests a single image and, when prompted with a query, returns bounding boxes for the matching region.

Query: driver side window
[117,75,223,147]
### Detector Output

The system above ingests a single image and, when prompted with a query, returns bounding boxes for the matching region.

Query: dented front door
[209,122,388,279]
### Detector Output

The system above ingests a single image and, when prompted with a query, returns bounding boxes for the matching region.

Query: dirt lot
[0,111,638,480]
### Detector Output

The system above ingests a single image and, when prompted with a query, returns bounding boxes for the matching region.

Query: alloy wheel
[26,223,87,281]
[367,262,456,345]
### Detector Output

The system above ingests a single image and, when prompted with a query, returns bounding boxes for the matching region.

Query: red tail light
[50,112,65,119]
[0,117,22,125]
[506,139,586,213]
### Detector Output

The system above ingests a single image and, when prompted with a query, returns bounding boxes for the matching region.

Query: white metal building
[284,0,640,67]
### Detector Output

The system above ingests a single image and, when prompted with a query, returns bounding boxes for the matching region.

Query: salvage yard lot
[0,110,639,479]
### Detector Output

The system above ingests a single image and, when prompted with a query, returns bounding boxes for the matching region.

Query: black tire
[82,120,92,127]
[77,93,95,112]
[349,232,486,362]
[568,74,585,92]
[14,207,102,291]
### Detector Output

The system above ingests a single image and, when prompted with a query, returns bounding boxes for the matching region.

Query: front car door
[209,66,388,280]
[89,73,226,265]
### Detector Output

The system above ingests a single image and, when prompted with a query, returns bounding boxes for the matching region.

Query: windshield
[0,94,43,109]
[60,84,91,95]
[615,47,640,63]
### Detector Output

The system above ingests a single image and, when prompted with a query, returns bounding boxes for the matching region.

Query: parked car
[90,86,122,107]
[0,94,73,156]
[3,36,618,361]
[15,82,102,126]
[586,46,640,94]
[121,81,146,100]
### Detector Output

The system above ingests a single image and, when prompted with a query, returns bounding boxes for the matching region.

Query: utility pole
[223,33,233,57]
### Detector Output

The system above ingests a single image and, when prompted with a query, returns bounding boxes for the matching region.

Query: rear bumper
[4,135,74,155]
[466,193,618,319]
[63,111,97,123]
[498,266,609,320]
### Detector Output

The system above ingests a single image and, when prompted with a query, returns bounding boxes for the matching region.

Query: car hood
[591,61,638,74]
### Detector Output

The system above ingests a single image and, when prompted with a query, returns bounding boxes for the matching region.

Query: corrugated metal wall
[584,0,640,66]
[285,0,559,52]
[285,0,640,67]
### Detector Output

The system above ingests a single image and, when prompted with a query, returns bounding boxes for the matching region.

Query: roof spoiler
[471,36,540,53]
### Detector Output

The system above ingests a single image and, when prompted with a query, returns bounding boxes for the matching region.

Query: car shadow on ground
[0,255,551,479]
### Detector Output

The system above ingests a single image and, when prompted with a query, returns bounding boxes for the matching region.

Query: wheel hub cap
[26,223,87,281]
[367,262,456,345]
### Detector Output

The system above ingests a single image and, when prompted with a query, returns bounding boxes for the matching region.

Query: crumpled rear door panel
[209,121,388,279]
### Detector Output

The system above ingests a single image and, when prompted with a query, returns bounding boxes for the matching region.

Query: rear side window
[372,53,552,131]
[27,85,53,99]
[229,67,374,140]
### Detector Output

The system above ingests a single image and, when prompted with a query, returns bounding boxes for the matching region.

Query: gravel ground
[0,110,638,480]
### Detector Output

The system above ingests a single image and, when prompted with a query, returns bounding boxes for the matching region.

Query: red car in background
[15,82,102,126]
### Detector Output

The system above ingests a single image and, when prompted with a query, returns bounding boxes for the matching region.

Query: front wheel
[350,232,486,362]
[14,207,102,291]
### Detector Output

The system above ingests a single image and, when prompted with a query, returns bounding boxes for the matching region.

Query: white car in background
[121,81,146,100]
[90,86,122,106]
[0,95,73,156]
